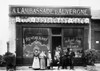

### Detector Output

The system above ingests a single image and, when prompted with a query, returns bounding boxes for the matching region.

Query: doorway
[52,36,62,66]
[94,31,100,62]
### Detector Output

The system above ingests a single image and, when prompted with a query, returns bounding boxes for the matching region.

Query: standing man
[66,48,70,69]
[62,49,67,69]
[69,48,75,70]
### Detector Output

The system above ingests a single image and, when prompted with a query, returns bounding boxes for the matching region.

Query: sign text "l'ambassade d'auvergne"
[10,6,91,16]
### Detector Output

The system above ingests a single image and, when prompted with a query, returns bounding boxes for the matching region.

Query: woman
[32,49,40,70]
[39,51,46,69]
[47,50,52,69]
[54,47,60,69]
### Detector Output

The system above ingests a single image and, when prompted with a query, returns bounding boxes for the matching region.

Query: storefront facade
[91,19,100,63]
[9,6,91,66]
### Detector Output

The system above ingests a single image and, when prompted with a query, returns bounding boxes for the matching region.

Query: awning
[15,17,90,24]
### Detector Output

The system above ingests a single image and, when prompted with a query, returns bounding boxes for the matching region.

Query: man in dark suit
[69,48,75,70]
[66,48,70,68]
[62,49,67,69]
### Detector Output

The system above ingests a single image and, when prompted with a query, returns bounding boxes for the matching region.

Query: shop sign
[16,17,90,24]
[10,6,91,16]
[25,36,48,42]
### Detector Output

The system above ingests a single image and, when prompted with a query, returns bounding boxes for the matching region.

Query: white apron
[32,57,40,69]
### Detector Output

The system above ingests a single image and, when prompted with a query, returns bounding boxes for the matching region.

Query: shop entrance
[52,36,62,66]
[94,31,100,62]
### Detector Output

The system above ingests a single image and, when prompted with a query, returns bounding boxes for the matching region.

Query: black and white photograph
[0,0,100,71]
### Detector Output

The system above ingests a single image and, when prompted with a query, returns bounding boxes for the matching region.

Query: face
[58,47,61,51]
[35,50,38,52]
[43,51,45,53]
[56,47,58,50]
[70,49,72,52]
[35,49,39,52]
[48,51,51,53]
[58,45,61,48]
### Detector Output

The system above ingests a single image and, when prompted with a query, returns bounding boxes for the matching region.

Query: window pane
[63,28,84,58]
[23,28,50,58]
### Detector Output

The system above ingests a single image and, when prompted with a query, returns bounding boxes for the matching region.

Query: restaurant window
[23,28,50,58]
[63,28,84,58]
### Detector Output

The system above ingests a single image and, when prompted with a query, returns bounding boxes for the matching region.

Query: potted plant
[3,52,16,71]
[84,49,99,71]
[84,49,98,66]
[0,55,5,66]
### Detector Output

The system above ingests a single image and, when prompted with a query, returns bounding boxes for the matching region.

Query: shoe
[29,66,32,68]
[70,68,74,70]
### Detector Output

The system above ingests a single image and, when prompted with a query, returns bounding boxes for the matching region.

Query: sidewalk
[0,66,87,71]
[16,66,87,71]
[0,64,100,71]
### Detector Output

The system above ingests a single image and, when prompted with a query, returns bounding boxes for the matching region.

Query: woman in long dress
[47,50,52,69]
[39,51,46,69]
[54,47,60,69]
[32,49,40,70]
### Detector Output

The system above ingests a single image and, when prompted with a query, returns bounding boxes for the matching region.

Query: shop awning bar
[15,17,90,24]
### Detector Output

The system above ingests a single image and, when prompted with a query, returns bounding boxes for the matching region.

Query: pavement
[0,64,100,71]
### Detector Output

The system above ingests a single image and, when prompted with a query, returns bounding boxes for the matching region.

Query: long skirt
[32,57,40,69]
[47,58,51,67]
[40,58,45,69]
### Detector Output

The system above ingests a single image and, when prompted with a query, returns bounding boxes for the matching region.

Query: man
[69,48,75,70]
[62,49,67,69]
[66,48,70,69]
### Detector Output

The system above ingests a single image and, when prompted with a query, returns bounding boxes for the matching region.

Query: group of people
[31,46,75,70]
[54,46,75,70]
[32,49,52,70]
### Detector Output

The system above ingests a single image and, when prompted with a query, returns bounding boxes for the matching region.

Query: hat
[33,45,39,50]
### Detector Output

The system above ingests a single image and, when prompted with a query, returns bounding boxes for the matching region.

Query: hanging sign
[10,6,91,17]
[16,17,90,24]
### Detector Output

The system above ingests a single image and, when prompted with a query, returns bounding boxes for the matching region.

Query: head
[58,45,61,48]
[56,47,59,51]
[70,48,73,52]
[54,56,57,60]
[48,50,51,53]
[66,48,68,52]
[35,49,38,52]
[42,51,45,53]
[67,48,70,52]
